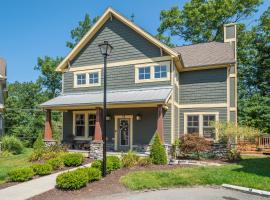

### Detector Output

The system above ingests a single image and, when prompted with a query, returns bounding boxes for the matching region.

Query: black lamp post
[98,41,113,177]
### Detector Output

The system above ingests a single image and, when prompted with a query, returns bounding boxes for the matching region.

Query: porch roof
[40,86,172,109]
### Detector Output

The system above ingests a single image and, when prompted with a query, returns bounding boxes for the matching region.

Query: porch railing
[258,135,270,149]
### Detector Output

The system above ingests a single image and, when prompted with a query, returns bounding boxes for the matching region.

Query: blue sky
[0,0,269,83]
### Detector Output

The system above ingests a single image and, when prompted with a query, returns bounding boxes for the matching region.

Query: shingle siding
[179,68,227,104]
[70,16,163,68]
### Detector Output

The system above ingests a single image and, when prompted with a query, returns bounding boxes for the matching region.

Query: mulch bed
[29,165,186,200]
[0,157,92,190]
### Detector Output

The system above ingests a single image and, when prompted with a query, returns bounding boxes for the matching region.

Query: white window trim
[184,112,219,140]
[135,61,170,83]
[73,69,101,88]
[72,111,96,140]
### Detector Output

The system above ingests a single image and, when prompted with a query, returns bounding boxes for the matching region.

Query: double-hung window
[138,67,151,80]
[154,65,167,78]
[75,114,85,137]
[88,114,96,137]
[203,115,216,139]
[185,113,218,140]
[74,69,101,87]
[135,62,169,83]
[77,74,86,85]
[187,115,199,134]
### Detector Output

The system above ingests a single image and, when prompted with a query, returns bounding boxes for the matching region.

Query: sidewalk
[0,163,91,200]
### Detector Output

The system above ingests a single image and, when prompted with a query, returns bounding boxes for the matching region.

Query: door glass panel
[119,119,129,146]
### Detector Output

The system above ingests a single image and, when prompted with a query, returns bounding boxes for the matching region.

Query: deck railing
[258,135,270,148]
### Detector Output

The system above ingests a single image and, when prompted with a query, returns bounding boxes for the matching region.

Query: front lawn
[0,148,33,184]
[121,156,270,191]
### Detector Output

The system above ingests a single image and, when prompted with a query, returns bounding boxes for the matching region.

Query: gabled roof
[173,42,235,68]
[41,86,172,109]
[56,8,179,72]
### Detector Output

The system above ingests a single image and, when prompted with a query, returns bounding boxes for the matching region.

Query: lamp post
[98,41,113,177]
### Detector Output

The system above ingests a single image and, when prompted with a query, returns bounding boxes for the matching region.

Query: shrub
[150,133,167,165]
[1,136,24,155]
[62,153,84,167]
[47,157,64,170]
[32,163,53,175]
[33,133,45,151]
[227,149,241,161]
[137,157,152,166]
[122,151,139,168]
[91,160,102,170]
[0,150,13,157]
[107,156,121,170]
[87,167,101,181]
[180,135,211,159]
[91,159,114,173]
[8,167,34,182]
[56,170,88,190]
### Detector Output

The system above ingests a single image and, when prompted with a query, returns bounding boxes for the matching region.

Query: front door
[115,116,132,151]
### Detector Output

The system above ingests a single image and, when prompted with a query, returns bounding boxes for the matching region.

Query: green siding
[179,68,227,104]
[70,16,163,67]
[163,104,171,144]
[230,111,236,123]
[63,64,171,93]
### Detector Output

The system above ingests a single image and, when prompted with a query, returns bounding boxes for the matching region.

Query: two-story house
[41,8,237,152]
[0,58,7,136]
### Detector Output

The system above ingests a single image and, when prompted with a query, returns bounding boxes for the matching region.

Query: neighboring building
[41,8,237,152]
[0,58,7,136]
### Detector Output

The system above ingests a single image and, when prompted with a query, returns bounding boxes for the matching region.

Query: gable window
[187,115,199,134]
[74,69,101,88]
[184,112,219,140]
[138,67,151,80]
[75,114,85,137]
[89,72,99,84]
[135,61,170,83]
[154,65,167,78]
[88,114,96,137]
[77,74,86,85]
[203,115,216,139]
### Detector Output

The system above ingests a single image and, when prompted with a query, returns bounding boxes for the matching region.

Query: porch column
[94,107,103,141]
[44,109,53,140]
[157,105,164,143]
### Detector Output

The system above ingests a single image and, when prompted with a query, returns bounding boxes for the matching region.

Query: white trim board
[174,103,227,109]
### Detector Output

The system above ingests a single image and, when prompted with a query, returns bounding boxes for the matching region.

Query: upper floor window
[154,65,167,78]
[74,69,101,88]
[135,61,170,83]
[89,72,99,84]
[138,67,151,80]
[77,74,86,85]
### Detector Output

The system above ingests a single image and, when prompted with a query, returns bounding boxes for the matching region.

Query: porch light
[136,114,142,121]
[106,115,111,121]
[98,41,113,57]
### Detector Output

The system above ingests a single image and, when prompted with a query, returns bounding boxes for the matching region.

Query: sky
[0,0,269,83]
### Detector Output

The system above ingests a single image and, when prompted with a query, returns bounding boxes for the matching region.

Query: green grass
[121,156,270,191]
[0,148,33,184]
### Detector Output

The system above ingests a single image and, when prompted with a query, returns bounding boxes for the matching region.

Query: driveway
[87,186,268,200]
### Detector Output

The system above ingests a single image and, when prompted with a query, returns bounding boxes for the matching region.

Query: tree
[150,133,167,165]
[158,0,262,44]
[4,82,48,146]
[35,56,62,98]
[66,14,99,49]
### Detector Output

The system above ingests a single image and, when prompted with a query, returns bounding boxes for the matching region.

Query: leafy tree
[66,14,99,49]
[158,0,262,43]
[35,56,62,98]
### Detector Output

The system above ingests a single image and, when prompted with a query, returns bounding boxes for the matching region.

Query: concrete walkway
[0,163,91,200]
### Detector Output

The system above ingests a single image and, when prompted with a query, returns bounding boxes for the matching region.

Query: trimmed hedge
[47,157,64,170]
[32,163,53,175]
[76,167,101,182]
[62,153,84,167]
[107,156,121,170]
[150,133,167,165]
[91,158,114,174]
[8,167,34,182]
[56,169,88,190]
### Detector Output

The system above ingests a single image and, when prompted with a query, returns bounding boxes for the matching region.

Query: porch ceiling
[40,86,172,110]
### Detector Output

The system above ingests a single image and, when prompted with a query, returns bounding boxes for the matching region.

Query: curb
[222,184,270,196]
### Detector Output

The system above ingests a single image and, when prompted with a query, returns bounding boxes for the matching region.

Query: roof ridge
[174,41,223,48]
